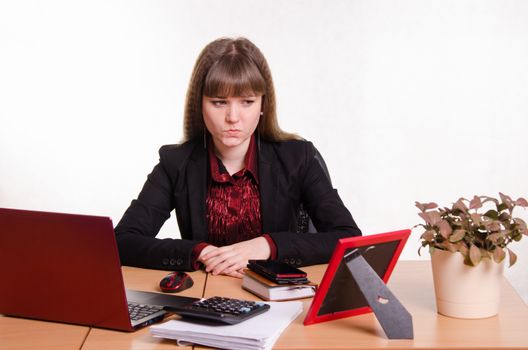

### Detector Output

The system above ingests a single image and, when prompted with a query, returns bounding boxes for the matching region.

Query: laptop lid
[303,229,410,325]
[0,208,161,331]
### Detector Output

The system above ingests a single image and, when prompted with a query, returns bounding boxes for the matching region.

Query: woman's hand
[198,237,271,278]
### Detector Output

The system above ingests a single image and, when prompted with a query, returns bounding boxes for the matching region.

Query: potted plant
[415,193,528,319]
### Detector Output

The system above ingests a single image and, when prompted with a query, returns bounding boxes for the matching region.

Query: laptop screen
[0,208,134,331]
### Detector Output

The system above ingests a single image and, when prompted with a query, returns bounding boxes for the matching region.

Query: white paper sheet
[150,301,302,350]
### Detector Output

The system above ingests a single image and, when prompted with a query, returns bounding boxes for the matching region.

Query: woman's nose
[225,104,240,123]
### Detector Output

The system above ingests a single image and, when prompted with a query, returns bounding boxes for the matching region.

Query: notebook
[0,207,199,332]
[242,270,317,301]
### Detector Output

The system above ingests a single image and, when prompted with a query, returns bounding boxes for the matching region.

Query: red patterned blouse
[191,134,277,267]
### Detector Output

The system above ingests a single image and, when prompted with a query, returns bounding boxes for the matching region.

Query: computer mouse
[159,271,194,293]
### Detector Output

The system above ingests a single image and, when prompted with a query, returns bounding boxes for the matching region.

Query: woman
[115,37,361,278]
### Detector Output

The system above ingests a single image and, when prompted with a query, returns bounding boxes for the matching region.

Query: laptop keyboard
[128,302,164,321]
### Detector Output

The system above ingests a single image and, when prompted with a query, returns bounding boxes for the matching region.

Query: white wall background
[1,0,527,303]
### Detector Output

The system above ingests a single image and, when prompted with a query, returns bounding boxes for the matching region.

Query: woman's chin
[216,136,248,149]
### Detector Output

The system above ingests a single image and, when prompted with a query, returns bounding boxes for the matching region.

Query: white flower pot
[430,248,505,319]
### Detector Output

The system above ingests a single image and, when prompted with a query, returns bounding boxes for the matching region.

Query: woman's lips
[225,129,241,135]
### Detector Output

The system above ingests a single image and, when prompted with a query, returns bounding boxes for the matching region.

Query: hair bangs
[203,56,265,98]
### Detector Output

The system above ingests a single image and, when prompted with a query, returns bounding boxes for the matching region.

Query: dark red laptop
[0,208,198,331]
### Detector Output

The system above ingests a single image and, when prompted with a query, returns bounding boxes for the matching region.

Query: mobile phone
[247,260,308,284]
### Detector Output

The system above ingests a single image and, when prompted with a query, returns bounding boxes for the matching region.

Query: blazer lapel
[259,142,280,233]
[187,144,208,241]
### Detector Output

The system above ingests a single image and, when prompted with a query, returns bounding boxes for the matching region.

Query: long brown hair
[182,37,299,142]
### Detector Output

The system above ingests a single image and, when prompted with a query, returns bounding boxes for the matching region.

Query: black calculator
[164,296,270,325]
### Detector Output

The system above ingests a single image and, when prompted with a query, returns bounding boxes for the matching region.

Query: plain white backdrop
[1,0,527,302]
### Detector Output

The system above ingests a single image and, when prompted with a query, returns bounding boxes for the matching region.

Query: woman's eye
[243,99,255,105]
[212,100,226,106]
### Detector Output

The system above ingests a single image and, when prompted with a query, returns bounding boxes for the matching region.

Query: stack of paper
[150,301,302,350]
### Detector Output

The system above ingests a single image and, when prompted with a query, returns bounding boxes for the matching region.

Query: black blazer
[115,138,361,270]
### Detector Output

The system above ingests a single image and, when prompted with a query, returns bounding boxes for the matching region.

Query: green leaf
[469,244,482,266]
[500,192,513,210]
[483,210,499,220]
[497,203,508,212]
[449,229,466,243]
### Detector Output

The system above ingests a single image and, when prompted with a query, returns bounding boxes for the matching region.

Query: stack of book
[242,270,317,301]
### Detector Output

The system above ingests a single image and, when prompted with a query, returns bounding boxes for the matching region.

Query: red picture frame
[303,229,411,326]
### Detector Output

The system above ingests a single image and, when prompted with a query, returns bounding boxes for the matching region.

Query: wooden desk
[2,262,527,349]
[81,267,207,350]
[202,261,528,349]
[0,267,206,350]
[0,317,89,350]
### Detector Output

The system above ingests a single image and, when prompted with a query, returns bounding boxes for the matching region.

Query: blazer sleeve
[114,146,203,271]
[268,142,361,266]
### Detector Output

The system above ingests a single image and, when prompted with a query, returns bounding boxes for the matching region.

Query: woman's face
[202,94,262,153]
